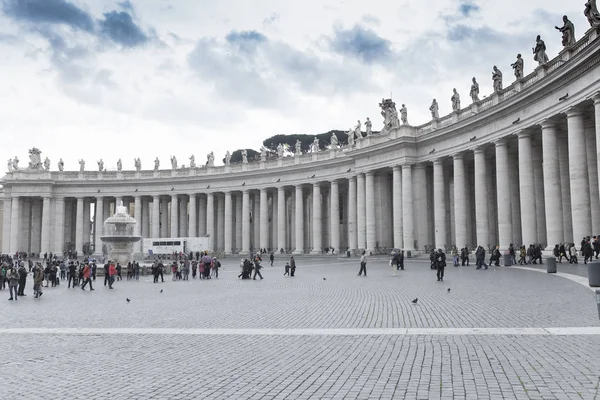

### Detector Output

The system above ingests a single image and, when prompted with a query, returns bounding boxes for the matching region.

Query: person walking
[108,262,117,289]
[390,251,399,276]
[252,256,263,280]
[68,262,78,289]
[33,263,44,298]
[284,262,290,276]
[358,251,367,277]
[435,248,446,281]
[290,257,296,277]
[212,257,221,279]
[17,262,27,296]
[81,263,94,291]
[270,253,274,266]
[7,264,19,300]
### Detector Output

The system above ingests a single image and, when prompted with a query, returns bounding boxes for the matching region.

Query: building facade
[3,26,600,257]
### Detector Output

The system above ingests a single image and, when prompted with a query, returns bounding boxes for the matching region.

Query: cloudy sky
[0,0,588,171]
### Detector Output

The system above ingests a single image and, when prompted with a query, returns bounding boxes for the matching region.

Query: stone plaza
[1,256,600,399]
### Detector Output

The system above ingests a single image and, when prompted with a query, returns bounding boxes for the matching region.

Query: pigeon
[411,298,418,304]
[126,298,131,303]
[160,289,163,293]
[447,288,451,293]
[242,182,246,186]
[310,174,315,178]
[323,278,326,281]
[277,178,281,182]
[346,168,352,173]
[207,185,210,189]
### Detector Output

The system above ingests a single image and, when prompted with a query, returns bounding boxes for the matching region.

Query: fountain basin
[100,205,141,264]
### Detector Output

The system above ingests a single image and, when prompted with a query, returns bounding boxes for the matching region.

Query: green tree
[223,149,261,164]
[262,130,348,154]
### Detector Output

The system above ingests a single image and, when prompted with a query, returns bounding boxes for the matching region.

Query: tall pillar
[433,159,447,249]
[82,199,91,248]
[357,174,366,250]
[293,185,304,254]
[330,180,340,252]
[594,95,600,214]
[75,197,84,254]
[532,142,547,245]
[453,154,467,248]
[134,196,142,255]
[198,195,207,236]
[496,139,512,250]
[160,198,168,237]
[54,198,64,254]
[241,190,250,254]
[179,197,188,237]
[142,198,150,238]
[413,164,429,250]
[189,194,197,237]
[473,148,490,248]
[253,193,260,250]
[260,189,269,251]
[217,195,225,251]
[30,200,42,253]
[152,196,160,238]
[311,184,322,254]
[277,187,286,252]
[206,193,215,251]
[392,166,403,249]
[518,131,537,245]
[402,165,415,251]
[235,194,242,252]
[585,122,600,234]
[224,192,233,254]
[94,197,104,255]
[40,196,51,254]
[567,109,592,241]
[348,176,358,251]
[558,132,573,241]
[2,198,11,253]
[170,195,178,237]
[365,172,376,252]
[541,121,564,249]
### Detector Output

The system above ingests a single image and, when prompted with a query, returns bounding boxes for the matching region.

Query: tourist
[212,257,221,279]
[33,263,44,298]
[81,263,94,291]
[183,259,190,280]
[191,260,197,278]
[0,263,6,290]
[103,261,110,286]
[7,264,19,300]
[390,251,398,275]
[50,262,58,286]
[127,262,133,280]
[270,252,274,266]
[290,257,296,277]
[116,263,122,281]
[252,255,263,280]
[475,246,487,270]
[68,262,78,288]
[358,250,367,277]
[518,246,526,265]
[171,262,178,281]
[17,262,27,296]
[134,261,140,280]
[451,246,459,267]
[509,244,516,265]
[435,248,446,282]
[284,262,290,276]
[583,240,594,264]
[429,249,436,270]
[569,244,578,264]
[108,261,117,289]
[59,260,66,280]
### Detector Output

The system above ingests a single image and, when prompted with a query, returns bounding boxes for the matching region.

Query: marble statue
[379,98,401,131]
[208,152,215,167]
[134,158,141,171]
[277,143,284,158]
[400,104,408,125]
[117,159,122,171]
[451,89,461,111]
[469,78,480,102]
[188,155,195,168]
[330,132,339,147]
[43,157,50,171]
[585,0,600,27]
[12,157,19,171]
[555,15,576,47]
[28,148,42,169]
[154,157,160,171]
[260,148,267,162]
[79,159,85,172]
[492,66,503,92]
[295,140,302,155]
[511,54,524,80]
[241,149,248,164]
[347,127,355,146]
[97,159,104,172]
[170,156,177,170]
[354,120,362,138]
[58,158,64,172]
[429,99,439,119]
[225,151,231,165]
[533,35,549,65]
[365,118,372,136]
[7,159,13,173]
[311,137,320,153]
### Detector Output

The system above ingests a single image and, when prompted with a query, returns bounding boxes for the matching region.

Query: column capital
[539,119,556,130]
[392,165,401,172]
[493,137,509,147]
[330,179,339,186]
[433,158,444,166]
[592,91,600,104]
[473,145,486,155]
[453,153,464,161]
[401,164,412,171]
[365,170,375,177]
[516,130,532,139]
[413,163,426,170]
[566,107,585,118]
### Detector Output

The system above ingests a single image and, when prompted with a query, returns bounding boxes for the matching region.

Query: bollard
[596,290,600,320]
[546,257,557,273]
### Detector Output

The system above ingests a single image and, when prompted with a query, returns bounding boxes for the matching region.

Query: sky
[0,0,589,171]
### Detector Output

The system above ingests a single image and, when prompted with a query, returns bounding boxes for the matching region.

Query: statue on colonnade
[585,0,600,27]
[58,158,64,172]
[429,99,439,119]
[134,158,142,171]
[43,157,50,171]
[469,78,480,102]
[533,35,549,65]
[492,66,503,92]
[451,89,460,111]
[511,54,524,80]
[555,15,576,47]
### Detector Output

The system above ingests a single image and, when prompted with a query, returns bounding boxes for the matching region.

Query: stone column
[585,122,600,234]
[402,165,415,251]
[293,185,304,254]
[330,180,340,252]
[277,187,286,252]
[391,166,403,249]
[189,194,197,237]
[518,131,537,245]
[235,194,242,252]
[242,190,250,254]
[594,95,600,211]
[179,197,188,237]
[40,197,51,255]
[541,121,564,249]
[253,193,260,250]
[142,198,150,238]
[365,172,376,253]
[567,109,592,241]
[532,142,547,246]
[134,196,142,254]
[2,198,11,254]
[558,132,573,241]
[311,184,322,254]
[170,195,178,238]
[495,140,512,249]
[152,196,160,238]
[260,188,269,251]
[94,197,104,256]
[217,195,225,251]
[198,195,207,236]
[206,193,215,251]
[54,198,64,255]
[433,159,447,249]
[453,154,467,248]
[75,197,84,254]
[413,164,429,250]
[160,198,168,237]
[348,176,358,251]
[357,173,366,250]
[82,200,91,247]
[473,147,490,248]
[224,192,233,254]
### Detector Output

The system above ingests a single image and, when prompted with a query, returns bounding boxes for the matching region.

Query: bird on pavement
[323,278,326,281]
[447,288,451,293]
[126,298,131,303]
[160,289,163,293]
[411,298,418,304]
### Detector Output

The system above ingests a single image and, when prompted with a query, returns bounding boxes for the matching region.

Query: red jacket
[109,264,117,276]
[83,265,91,279]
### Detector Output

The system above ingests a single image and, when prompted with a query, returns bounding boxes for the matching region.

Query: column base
[292,250,304,255]
[310,250,321,255]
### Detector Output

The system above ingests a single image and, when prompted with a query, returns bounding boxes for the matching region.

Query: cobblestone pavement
[1,257,599,399]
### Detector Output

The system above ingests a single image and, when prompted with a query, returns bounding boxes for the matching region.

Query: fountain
[100,204,141,264]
